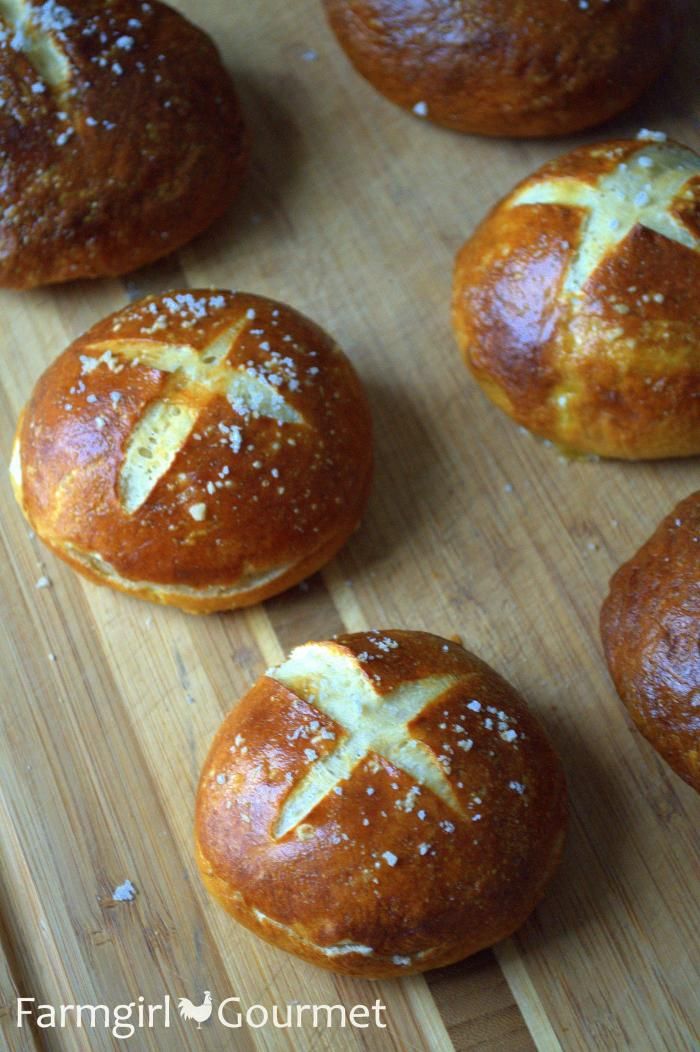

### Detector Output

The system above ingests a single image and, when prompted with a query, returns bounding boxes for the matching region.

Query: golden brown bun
[322,0,684,138]
[0,0,248,289]
[453,137,700,460]
[196,630,567,977]
[601,493,700,793]
[11,290,373,613]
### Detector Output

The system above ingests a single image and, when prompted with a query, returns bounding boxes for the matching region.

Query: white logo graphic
[16,991,387,1036]
[177,991,213,1029]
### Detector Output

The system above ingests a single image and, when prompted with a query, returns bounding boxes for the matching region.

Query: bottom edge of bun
[194,844,562,980]
[31,512,365,613]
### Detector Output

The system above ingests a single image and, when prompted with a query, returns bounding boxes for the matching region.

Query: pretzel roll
[0,0,248,289]
[10,291,373,612]
[453,137,700,460]
[601,492,700,793]
[322,1,684,138]
[196,630,567,977]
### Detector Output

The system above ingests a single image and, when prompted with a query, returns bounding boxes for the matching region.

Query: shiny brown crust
[601,493,700,793]
[196,630,567,977]
[11,290,373,613]
[322,0,684,138]
[0,0,248,289]
[453,138,700,460]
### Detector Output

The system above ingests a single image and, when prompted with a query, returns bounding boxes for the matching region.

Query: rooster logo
[177,991,213,1029]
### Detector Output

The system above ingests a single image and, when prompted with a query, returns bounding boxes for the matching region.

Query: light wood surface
[1,2,699,1050]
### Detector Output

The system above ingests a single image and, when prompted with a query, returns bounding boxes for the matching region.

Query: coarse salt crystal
[112,879,136,902]
[637,128,667,142]
[188,502,207,521]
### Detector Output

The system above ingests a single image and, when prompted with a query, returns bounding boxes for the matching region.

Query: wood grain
[1,1,699,1050]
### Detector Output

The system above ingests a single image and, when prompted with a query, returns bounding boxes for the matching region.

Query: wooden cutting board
[1,2,698,1050]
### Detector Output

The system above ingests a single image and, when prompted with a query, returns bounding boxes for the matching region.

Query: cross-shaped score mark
[0,0,72,92]
[510,143,700,297]
[82,320,304,514]
[270,644,465,839]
